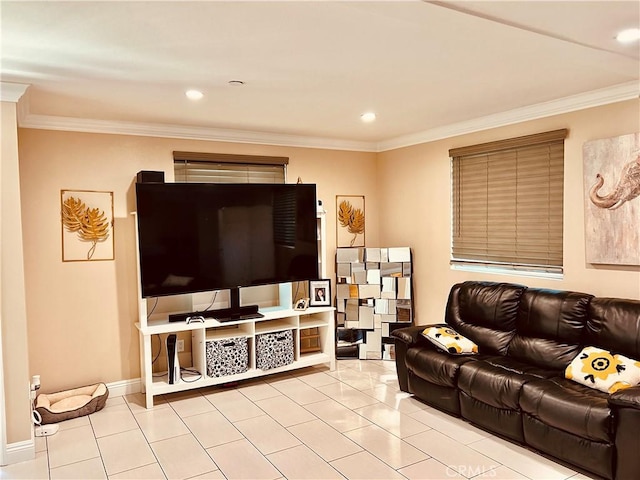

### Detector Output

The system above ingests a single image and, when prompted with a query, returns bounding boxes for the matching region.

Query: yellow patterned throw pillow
[421,326,478,355]
[565,346,640,394]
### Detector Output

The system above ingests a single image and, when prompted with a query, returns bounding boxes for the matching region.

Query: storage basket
[206,336,249,378]
[256,329,294,370]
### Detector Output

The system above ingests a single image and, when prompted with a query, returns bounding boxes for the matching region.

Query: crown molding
[0,82,30,103]
[18,111,378,153]
[17,81,638,153]
[375,81,639,152]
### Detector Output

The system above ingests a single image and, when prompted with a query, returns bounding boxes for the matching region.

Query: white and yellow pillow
[422,326,478,355]
[565,346,640,394]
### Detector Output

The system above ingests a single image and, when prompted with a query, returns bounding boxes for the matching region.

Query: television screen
[135,183,319,298]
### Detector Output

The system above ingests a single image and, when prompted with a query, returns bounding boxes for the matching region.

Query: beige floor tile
[203,388,265,422]
[90,402,138,438]
[294,369,341,388]
[398,458,466,479]
[254,394,317,427]
[287,419,362,462]
[344,424,429,469]
[469,435,577,480]
[236,380,282,401]
[97,429,156,475]
[330,450,406,479]
[0,451,49,480]
[405,429,499,476]
[266,444,345,479]
[187,470,226,479]
[54,414,90,431]
[269,377,329,405]
[410,407,489,444]
[135,405,190,443]
[50,456,107,479]
[355,402,431,438]
[207,438,282,480]
[316,382,379,410]
[151,433,218,480]
[104,395,126,408]
[361,384,428,414]
[109,462,167,479]
[234,415,301,455]
[476,465,529,479]
[47,424,100,469]
[124,392,169,414]
[303,399,372,433]
[166,391,217,418]
[182,409,244,448]
[34,435,47,453]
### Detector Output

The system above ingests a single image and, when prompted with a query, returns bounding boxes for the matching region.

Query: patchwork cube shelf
[336,247,413,360]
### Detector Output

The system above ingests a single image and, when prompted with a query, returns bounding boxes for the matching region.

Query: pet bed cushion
[35,383,109,424]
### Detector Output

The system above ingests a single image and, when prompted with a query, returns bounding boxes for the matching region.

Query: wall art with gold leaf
[61,190,114,262]
[336,195,365,248]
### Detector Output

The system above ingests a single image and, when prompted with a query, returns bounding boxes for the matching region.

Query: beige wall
[17,129,378,390]
[1,102,32,445]
[377,99,640,323]
[15,99,640,396]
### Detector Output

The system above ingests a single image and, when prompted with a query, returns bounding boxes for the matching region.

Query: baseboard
[105,378,141,398]
[5,439,35,465]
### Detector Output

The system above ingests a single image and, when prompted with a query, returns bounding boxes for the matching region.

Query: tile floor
[1,359,595,480]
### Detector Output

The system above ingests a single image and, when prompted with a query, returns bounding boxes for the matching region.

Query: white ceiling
[2,1,639,151]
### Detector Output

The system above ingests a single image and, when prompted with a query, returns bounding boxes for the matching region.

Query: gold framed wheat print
[61,189,114,262]
[336,195,365,248]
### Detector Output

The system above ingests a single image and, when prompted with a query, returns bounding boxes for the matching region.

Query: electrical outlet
[177,339,184,352]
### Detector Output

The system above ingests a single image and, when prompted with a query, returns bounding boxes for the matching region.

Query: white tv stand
[135,305,335,408]
[134,209,333,408]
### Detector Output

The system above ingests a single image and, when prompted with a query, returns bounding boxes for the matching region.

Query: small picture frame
[309,279,331,307]
[294,298,310,311]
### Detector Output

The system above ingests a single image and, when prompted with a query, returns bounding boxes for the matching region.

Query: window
[451,129,567,275]
[173,151,287,184]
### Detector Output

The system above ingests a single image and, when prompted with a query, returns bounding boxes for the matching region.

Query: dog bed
[35,383,109,424]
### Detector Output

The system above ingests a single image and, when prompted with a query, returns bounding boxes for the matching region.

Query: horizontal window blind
[451,129,567,274]
[173,151,287,184]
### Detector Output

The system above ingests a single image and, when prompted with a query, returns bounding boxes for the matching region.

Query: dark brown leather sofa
[391,281,640,480]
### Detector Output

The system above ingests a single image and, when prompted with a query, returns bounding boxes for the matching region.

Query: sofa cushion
[565,346,640,394]
[508,288,592,370]
[421,325,478,355]
[457,358,546,410]
[446,281,526,355]
[520,378,613,443]
[405,347,479,388]
[586,297,640,360]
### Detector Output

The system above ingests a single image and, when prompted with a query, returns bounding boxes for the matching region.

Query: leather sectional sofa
[391,281,640,480]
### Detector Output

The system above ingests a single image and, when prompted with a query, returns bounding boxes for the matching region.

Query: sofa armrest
[390,326,427,346]
[609,385,640,410]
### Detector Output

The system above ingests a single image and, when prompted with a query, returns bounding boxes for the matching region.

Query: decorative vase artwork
[61,190,114,261]
[583,133,640,266]
[337,195,365,247]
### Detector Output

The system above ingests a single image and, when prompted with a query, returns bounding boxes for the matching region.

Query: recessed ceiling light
[228,80,245,86]
[616,28,640,43]
[360,112,376,123]
[185,89,204,100]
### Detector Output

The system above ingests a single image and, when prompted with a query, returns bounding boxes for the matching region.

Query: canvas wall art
[583,133,640,266]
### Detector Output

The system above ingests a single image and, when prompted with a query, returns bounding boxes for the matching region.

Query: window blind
[451,129,567,274]
[173,151,287,184]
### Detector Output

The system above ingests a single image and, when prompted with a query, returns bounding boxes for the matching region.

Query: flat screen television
[135,182,319,320]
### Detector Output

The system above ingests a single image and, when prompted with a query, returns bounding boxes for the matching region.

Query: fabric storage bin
[256,329,294,370]
[206,337,249,378]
